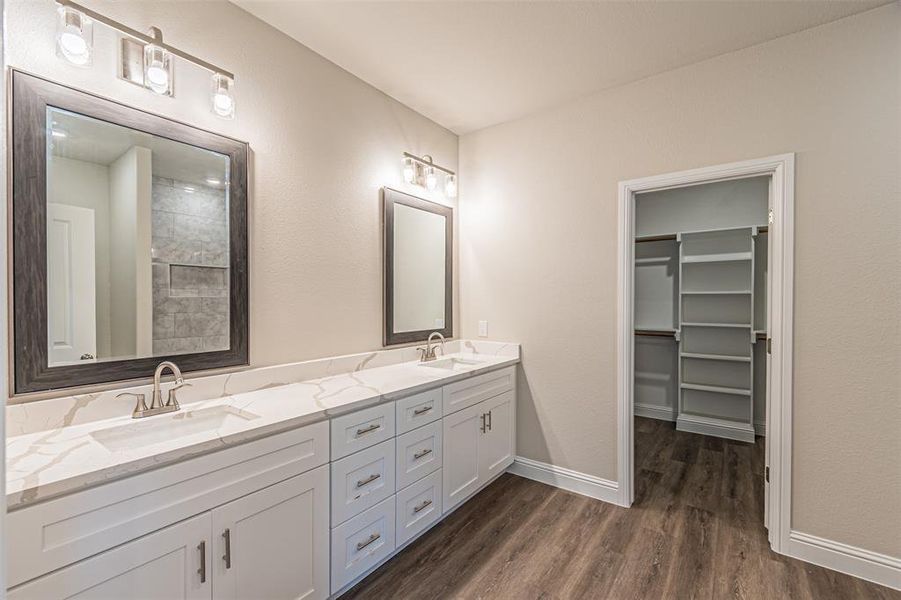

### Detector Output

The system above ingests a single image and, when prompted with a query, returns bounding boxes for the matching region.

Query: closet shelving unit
[676,226,757,442]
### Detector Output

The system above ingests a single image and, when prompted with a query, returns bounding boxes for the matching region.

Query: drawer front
[396,469,442,548]
[330,402,395,461]
[395,420,442,490]
[7,420,329,589]
[331,439,396,526]
[443,366,515,416]
[330,496,396,593]
[395,388,442,435]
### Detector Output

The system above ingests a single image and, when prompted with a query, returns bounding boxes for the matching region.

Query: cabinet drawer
[331,439,396,526]
[443,366,515,415]
[395,388,442,435]
[330,496,396,593]
[331,402,395,460]
[7,420,329,589]
[395,420,442,490]
[396,469,442,548]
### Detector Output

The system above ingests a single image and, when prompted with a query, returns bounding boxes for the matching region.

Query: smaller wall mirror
[383,188,453,346]
[11,71,248,394]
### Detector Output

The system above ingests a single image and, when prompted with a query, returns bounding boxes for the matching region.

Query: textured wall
[459,5,900,555]
[6,0,457,383]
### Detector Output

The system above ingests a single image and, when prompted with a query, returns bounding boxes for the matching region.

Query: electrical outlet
[478,320,488,337]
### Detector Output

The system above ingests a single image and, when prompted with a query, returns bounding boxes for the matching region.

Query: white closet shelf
[678,413,756,430]
[681,383,752,397]
[681,352,751,363]
[681,290,751,295]
[681,252,752,263]
[681,322,751,328]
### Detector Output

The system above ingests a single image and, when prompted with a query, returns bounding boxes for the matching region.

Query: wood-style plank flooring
[345,417,899,599]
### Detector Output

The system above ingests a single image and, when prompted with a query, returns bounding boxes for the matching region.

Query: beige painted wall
[6,0,457,372]
[459,5,900,556]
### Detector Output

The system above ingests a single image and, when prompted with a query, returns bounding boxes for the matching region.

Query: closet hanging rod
[634,329,676,338]
[636,225,768,243]
[635,234,677,243]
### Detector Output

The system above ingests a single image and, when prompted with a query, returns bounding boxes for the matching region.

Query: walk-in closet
[633,176,770,442]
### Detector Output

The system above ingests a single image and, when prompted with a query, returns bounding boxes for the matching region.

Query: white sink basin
[419,357,485,371]
[90,405,260,452]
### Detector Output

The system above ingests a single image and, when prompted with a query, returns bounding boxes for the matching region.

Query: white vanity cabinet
[7,362,518,600]
[6,422,331,600]
[442,370,516,513]
[211,466,330,600]
[8,513,213,600]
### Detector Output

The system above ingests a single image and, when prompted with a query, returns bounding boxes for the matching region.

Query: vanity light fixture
[402,157,415,184]
[445,174,457,198]
[143,42,172,96]
[56,5,92,66]
[211,73,235,119]
[402,152,457,198]
[53,0,236,116]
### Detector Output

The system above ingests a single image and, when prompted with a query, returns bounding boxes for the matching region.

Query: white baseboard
[634,403,675,421]
[788,531,901,591]
[507,456,621,506]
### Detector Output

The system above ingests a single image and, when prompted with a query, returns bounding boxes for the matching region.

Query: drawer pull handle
[413,448,432,460]
[356,423,380,436]
[357,473,381,488]
[413,499,433,513]
[480,413,486,433]
[222,528,232,569]
[487,410,493,431]
[413,405,432,416]
[356,532,381,551]
[198,541,207,583]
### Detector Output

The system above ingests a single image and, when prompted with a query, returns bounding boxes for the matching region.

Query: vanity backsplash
[7,340,519,437]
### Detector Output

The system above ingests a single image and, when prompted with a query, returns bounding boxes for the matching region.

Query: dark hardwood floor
[344,417,899,599]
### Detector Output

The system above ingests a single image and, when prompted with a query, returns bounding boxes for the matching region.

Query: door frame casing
[615,153,794,554]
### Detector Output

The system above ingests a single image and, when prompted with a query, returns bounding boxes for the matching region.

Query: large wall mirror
[383,187,452,346]
[11,71,248,394]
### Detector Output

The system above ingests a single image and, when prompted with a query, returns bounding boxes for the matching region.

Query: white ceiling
[235,0,887,134]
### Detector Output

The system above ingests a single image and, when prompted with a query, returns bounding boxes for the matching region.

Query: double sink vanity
[6,341,519,598]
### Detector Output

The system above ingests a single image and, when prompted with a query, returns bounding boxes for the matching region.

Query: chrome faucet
[117,361,189,419]
[418,332,446,362]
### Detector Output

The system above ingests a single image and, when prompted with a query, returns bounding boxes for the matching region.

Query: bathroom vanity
[4,68,508,600]
[6,346,518,599]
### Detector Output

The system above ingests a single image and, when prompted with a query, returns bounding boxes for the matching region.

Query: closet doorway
[616,155,795,555]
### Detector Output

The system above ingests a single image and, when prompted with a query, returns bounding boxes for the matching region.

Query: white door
[8,513,211,600]
[212,465,330,600]
[479,390,516,480]
[47,203,97,365]
[442,401,485,512]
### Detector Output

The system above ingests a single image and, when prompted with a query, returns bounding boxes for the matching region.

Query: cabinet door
[8,513,211,600]
[212,465,329,600]
[442,401,485,513]
[479,390,516,480]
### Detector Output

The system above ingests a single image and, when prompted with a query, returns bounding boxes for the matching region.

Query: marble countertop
[6,352,518,509]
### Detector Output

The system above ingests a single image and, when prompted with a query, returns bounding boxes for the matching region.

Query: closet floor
[344,417,899,599]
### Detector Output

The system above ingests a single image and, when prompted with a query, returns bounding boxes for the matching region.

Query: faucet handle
[167,382,192,408]
[117,392,149,418]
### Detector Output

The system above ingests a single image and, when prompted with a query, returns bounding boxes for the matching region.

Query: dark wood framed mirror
[383,187,453,346]
[11,70,249,394]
